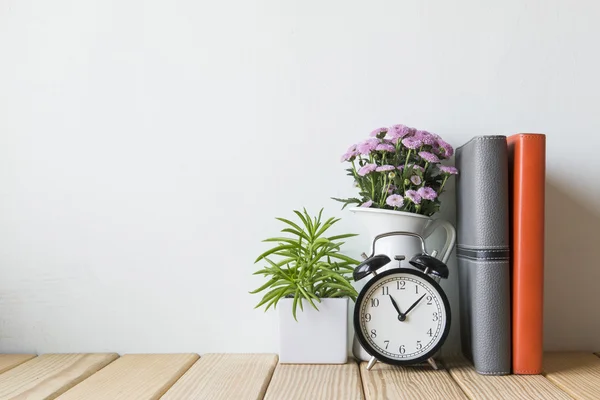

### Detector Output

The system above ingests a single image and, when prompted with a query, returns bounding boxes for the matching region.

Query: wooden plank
[543,352,600,400]
[264,361,363,400]
[0,353,118,400]
[360,361,467,400]
[0,354,36,374]
[162,353,277,400]
[57,353,198,400]
[445,355,571,400]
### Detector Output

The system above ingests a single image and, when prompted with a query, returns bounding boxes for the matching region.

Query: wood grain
[0,353,118,400]
[162,353,277,400]
[360,361,467,400]
[445,355,571,400]
[0,355,36,374]
[56,353,198,400]
[543,352,600,400]
[264,361,363,400]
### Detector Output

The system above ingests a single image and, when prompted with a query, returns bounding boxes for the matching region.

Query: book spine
[510,134,546,374]
[456,136,511,375]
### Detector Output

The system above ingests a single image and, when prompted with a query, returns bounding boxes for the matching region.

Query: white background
[1,0,599,354]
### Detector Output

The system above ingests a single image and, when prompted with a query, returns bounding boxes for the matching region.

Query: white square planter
[278,297,348,364]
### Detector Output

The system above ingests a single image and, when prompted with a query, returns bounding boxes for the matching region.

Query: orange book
[507,133,546,374]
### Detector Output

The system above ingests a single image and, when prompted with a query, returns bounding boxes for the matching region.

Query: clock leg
[366,356,378,371]
[427,357,439,370]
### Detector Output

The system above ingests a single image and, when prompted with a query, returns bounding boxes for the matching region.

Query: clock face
[354,269,451,365]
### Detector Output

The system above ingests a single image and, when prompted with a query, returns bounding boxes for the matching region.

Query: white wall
[1,0,599,354]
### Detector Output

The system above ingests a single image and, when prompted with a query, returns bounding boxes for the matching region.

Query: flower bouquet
[333,125,458,217]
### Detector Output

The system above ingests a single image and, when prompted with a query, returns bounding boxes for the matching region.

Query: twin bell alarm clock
[353,231,451,371]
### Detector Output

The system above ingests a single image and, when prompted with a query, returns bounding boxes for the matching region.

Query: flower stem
[379,175,396,206]
[380,175,388,207]
[351,160,364,193]
[351,160,358,179]
[404,149,412,170]
[370,176,375,201]
[438,175,449,194]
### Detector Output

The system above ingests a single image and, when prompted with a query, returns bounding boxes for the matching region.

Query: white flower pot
[278,297,348,364]
[349,207,456,266]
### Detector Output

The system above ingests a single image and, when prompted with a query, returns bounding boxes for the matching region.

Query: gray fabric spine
[455,136,511,375]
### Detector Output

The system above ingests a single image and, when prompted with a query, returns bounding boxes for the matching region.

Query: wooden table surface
[0,352,596,399]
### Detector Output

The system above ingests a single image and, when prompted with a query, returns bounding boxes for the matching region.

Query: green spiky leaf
[251,209,360,317]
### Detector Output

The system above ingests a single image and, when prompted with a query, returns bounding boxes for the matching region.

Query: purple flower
[358,163,378,176]
[410,175,422,185]
[417,186,438,200]
[360,200,373,208]
[415,130,438,146]
[435,139,454,158]
[370,127,388,138]
[439,165,458,175]
[407,164,424,173]
[341,145,358,162]
[405,190,422,204]
[376,165,395,172]
[419,151,441,163]
[387,184,397,194]
[375,143,395,152]
[402,137,423,150]
[397,165,404,171]
[386,194,404,208]
[386,124,414,141]
[356,143,373,155]
[357,139,379,155]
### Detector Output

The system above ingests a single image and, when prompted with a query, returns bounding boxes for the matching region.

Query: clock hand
[388,295,406,322]
[403,293,427,317]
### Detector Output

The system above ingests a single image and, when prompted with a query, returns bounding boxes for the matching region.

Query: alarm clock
[353,231,451,371]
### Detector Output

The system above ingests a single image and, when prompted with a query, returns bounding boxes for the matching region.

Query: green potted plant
[251,208,359,364]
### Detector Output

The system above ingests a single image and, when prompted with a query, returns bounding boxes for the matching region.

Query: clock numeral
[416,340,422,350]
[415,285,419,294]
[427,328,433,337]
[364,313,372,322]
[433,312,439,321]
[370,329,377,338]
[399,345,406,354]
[382,286,389,295]
[397,281,405,290]
[384,340,389,349]
[371,298,379,307]
[426,296,433,305]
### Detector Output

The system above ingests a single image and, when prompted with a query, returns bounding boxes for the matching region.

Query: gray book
[455,136,511,375]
